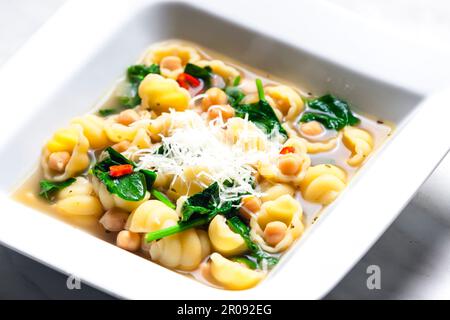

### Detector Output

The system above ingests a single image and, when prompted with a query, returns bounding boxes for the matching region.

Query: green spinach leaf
[39,178,76,201]
[232,79,287,139]
[181,182,236,222]
[118,95,142,109]
[184,63,212,87]
[232,75,241,86]
[145,182,241,242]
[227,216,279,268]
[300,112,345,130]
[98,109,119,117]
[141,170,157,190]
[106,147,135,166]
[145,215,211,242]
[95,170,147,202]
[127,64,160,84]
[92,148,156,201]
[300,94,360,130]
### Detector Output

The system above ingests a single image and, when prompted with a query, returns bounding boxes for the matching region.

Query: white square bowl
[1,0,450,299]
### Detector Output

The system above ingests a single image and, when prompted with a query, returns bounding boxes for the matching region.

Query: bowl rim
[1,0,450,299]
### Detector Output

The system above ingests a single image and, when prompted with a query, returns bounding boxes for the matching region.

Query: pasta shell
[250,194,304,253]
[139,74,190,114]
[150,228,210,271]
[42,124,90,182]
[143,43,200,66]
[300,164,347,205]
[71,115,111,149]
[55,177,103,216]
[126,200,179,233]
[342,126,374,166]
[266,85,304,120]
[209,253,265,290]
[257,137,311,186]
[208,215,247,256]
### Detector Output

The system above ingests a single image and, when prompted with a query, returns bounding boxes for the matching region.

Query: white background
[1,0,450,299]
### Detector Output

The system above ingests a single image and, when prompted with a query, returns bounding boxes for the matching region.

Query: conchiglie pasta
[209,253,264,290]
[256,194,301,228]
[342,126,374,166]
[143,43,200,66]
[54,177,103,216]
[149,228,210,271]
[266,85,304,120]
[139,74,190,114]
[159,56,184,80]
[42,124,90,182]
[91,177,150,212]
[250,194,303,253]
[208,215,247,256]
[103,118,142,143]
[300,164,347,205]
[57,176,93,199]
[71,115,111,149]
[257,137,311,186]
[195,60,239,84]
[126,200,179,233]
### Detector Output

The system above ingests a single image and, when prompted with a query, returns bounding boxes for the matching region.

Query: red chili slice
[109,164,133,177]
[280,146,295,154]
[177,73,201,89]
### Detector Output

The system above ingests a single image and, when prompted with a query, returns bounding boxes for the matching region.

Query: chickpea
[111,140,131,153]
[264,221,288,246]
[207,105,235,122]
[160,56,182,72]
[48,151,71,172]
[239,196,261,220]
[278,154,301,176]
[201,88,228,111]
[116,230,141,252]
[117,109,139,126]
[300,121,323,136]
[99,208,129,232]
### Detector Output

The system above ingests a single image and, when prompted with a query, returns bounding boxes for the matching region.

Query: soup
[13,40,393,290]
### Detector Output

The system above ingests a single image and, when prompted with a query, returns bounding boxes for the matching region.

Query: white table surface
[1,0,450,299]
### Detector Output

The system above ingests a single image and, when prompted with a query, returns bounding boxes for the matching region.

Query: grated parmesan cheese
[132,110,283,207]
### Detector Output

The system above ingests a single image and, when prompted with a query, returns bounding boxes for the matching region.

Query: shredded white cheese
[132,110,283,207]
